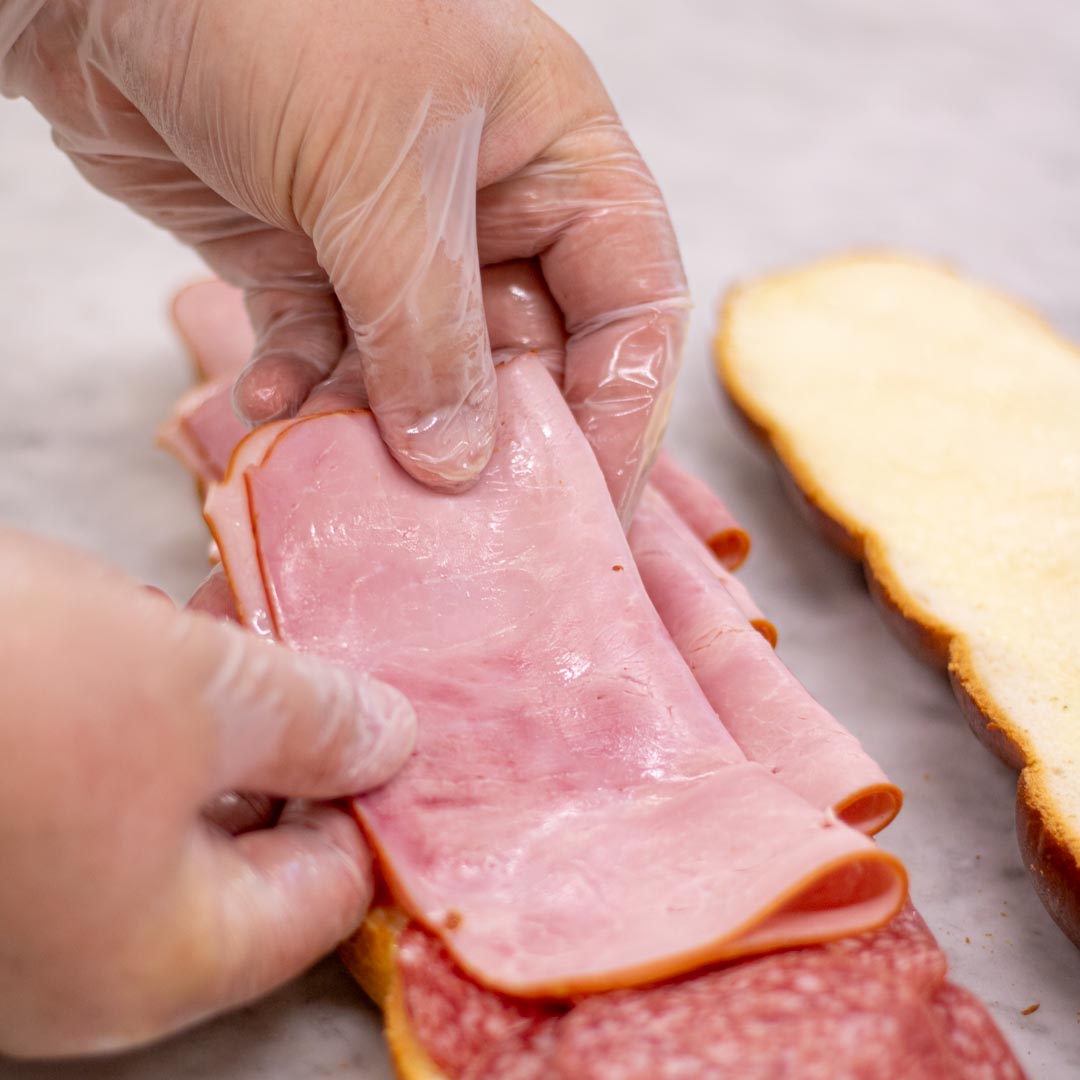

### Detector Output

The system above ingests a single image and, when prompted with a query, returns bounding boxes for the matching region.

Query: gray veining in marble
[1,0,1077,1075]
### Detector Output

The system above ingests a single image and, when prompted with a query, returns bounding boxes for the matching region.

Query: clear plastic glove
[0,0,689,516]
[0,530,415,1058]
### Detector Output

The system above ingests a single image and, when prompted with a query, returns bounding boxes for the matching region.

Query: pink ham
[204,419,294,639]
[396,904,1024,1080]
[630,488,901,835]
[165,280,752,575]
[206,356,905,998]
[157,376,248,484]
[171,279,253,380]
[708,551,778,647]
[157,374,784,663]
[649,448,750,569]
[160,280,250,486]
[169,280,895,846]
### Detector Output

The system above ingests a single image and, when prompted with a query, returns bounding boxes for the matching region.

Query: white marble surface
[1,0,1078,1075]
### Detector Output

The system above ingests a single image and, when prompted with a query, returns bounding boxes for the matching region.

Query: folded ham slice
[162,366,893,833]
[630,488,902,834]
[205,356,905,997]
[171,279,255,381]
[648,448,750,569]
[188,540,1021,1080]
[163,284,768,579]
[164,280,780,661]
[158,377,246,486]
[708,554,779,646]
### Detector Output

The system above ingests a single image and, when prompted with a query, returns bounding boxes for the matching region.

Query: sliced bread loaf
[716,253,1080,946]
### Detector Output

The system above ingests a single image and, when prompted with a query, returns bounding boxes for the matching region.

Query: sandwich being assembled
[165,278,1024,1078]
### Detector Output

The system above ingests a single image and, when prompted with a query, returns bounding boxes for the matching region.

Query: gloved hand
[0,0,689,517]
[0,530,415,1058]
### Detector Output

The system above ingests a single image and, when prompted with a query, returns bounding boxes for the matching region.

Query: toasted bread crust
[947,641,1028,773]
[774,453,954,671]
[1017,772,1080,948]
[382,981,446,1080]
[715,253,1080,949]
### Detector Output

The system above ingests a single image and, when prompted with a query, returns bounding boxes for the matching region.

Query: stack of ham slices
[164,281,1023,1078]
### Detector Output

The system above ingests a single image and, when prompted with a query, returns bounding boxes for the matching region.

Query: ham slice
[160,280,250,485]
[157,377,247,485]
[163,280,762,569]
[161,371,781,664]
[711,557,778,646]
[171,279,254,380]
[648,448,751,569]
[160,364,784,661]
[190,571,1011,1080]
[630,488,901,835]
[206,356,905,997]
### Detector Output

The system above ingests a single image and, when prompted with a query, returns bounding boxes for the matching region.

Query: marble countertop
[1,0,1077,1075]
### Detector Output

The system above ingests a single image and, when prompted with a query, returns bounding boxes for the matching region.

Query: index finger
[170,609,416,802]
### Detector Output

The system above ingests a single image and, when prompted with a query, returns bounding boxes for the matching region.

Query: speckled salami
[929,983,1026,1080]
[459,1022,561,1080]
[552,944,950,1079]
[396,924,559,1076]
[399,905,1024,1079]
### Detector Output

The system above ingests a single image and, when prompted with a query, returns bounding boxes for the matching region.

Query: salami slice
[398,906,1024,1080]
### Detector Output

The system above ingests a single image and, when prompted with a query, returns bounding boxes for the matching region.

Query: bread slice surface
[716,253,1080,943]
